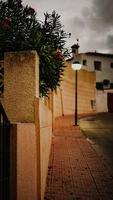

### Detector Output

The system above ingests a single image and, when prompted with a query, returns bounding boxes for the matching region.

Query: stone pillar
[3,51,39,122]
[3,51,41,200]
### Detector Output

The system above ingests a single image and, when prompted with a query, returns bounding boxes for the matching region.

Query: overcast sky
[24,0,113,53]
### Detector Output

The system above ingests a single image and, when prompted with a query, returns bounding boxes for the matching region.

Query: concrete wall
[16,123,38,200]
[39,100,52,199]
[0,60,4,97]
[1,51,52,200]
[15,99,52,200]
[54,62,96,118]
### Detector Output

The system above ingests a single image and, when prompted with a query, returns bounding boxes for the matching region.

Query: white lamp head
[72,61,82,70]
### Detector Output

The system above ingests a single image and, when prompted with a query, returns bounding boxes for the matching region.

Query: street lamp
[72,61,82,125]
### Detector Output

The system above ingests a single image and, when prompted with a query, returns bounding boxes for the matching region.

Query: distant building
[69,44,113,112]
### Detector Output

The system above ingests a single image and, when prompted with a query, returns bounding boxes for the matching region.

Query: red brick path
[44,116,113,200]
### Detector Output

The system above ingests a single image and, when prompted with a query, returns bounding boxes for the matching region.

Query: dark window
[103,79,110,89]
[94,61,101,70]
[96,82,103,90]
[83,59,87,65]
[110,83,113,89]
[103,79,110,86]
[110,63,113,68]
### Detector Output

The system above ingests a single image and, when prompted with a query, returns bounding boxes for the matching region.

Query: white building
[71,44,113,113]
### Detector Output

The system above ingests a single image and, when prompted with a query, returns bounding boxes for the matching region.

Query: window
[91,100,96,111]
[94,61,101,70]
[110,63,113,68]
[110,83,113,89]
[103,79,110,89]
[82,59,87,66]
[96,82,103,90]
[103,79,110,86]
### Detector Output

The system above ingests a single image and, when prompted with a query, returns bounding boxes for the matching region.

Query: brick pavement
[44,116,113,200]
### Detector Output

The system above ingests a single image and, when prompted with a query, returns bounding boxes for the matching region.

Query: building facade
[71,44,113,112]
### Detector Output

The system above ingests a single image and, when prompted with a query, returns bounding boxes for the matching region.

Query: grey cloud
[92,0,113,26]
[81,0,113,52]
[65,16,86,45]
[106,35,113,50]
[83,0,113,27]
[72,16,85,28]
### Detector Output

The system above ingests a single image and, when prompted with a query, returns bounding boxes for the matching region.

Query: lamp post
[72,62,82,125]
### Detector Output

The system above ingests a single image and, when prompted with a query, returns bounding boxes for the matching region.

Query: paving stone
[44,116,113,200]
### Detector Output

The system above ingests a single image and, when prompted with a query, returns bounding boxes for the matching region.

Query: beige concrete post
[3,51,39,122]
[3,51,42,200]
